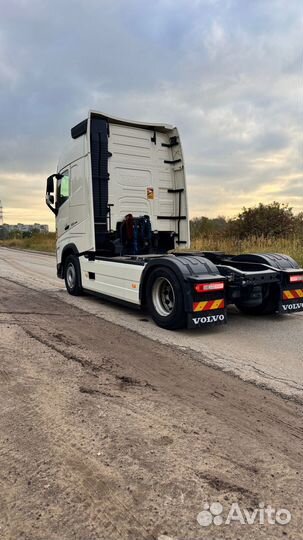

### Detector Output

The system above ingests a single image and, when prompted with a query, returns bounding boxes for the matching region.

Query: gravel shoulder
[0,277,302,540]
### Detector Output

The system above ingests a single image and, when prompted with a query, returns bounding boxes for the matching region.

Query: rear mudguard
[140,254,227,328]
[231,252,300,271]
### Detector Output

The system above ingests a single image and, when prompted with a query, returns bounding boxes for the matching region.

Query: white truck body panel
[107,123,189,244]
[80,257,144,304]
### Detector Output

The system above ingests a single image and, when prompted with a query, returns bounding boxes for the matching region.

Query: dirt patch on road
[0,278,302,539]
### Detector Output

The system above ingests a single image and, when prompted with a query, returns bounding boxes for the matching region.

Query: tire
[235,284,278,315]
[146,267,186,330]
[64,254,83,296]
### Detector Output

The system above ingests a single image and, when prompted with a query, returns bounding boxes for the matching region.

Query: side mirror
[46,175,54,194]
[46,173,62,216]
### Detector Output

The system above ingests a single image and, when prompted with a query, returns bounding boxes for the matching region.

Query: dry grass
[0,233,56,253]
[1,232,302,267]
[191,235,303,266]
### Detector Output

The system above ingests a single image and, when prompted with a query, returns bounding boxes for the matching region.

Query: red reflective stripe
[283,289,303,300]
[193,301,207,312]
[193,299,225,312]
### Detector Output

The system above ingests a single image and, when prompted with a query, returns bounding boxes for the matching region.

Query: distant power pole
[0,200,3,226]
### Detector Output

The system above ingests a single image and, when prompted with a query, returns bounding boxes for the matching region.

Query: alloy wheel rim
[152,277,175,317]
[66,263,76,289]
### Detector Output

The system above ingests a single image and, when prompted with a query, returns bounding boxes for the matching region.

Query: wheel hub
[152,277,175,317]
[66,263,76,289]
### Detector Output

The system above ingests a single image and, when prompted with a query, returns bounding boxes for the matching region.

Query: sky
[0,0,302,229]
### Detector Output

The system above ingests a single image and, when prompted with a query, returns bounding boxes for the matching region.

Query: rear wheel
[146,267,186,329]
[64,254,83,296]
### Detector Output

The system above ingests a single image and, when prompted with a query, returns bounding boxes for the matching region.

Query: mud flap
[280,289,303,314]
[187,308,227,328]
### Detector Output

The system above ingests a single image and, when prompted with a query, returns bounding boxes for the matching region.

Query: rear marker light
[194,282,225,293]
[290,275,303,283]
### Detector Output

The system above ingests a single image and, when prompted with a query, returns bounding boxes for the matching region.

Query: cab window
[57,171,70,207]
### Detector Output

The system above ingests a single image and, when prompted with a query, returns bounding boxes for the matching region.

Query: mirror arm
[46,197,58,216]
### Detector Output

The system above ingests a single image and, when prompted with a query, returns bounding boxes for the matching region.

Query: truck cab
[47,110,190,264]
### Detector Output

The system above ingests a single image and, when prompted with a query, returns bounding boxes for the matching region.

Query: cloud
[0,0,302,229]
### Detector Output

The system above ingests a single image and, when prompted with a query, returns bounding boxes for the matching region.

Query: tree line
[190,202,303,239]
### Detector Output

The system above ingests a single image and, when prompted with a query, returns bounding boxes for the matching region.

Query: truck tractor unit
[46,111,303,330]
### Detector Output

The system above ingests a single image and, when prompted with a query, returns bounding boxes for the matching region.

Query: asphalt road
[0,246,302,402]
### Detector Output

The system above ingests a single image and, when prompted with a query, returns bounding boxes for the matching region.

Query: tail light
[289,275,303,283]
[194,281,225,293]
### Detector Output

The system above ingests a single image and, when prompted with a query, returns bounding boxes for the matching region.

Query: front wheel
[64,254,83,296]
[146,267,186,330]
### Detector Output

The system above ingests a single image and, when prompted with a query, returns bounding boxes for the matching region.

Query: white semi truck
[46,110,303,329]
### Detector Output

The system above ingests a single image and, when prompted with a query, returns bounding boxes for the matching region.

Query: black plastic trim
[157,216,186,219]
[157,216,186,220]
[164,159,182,165]
[57,263,63,279]
[57,243,80,278]
[161,137,179,148]
[71,119,88,139]
[61,243,79,262]
[151,129,157,144]
[90,115,110,250]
